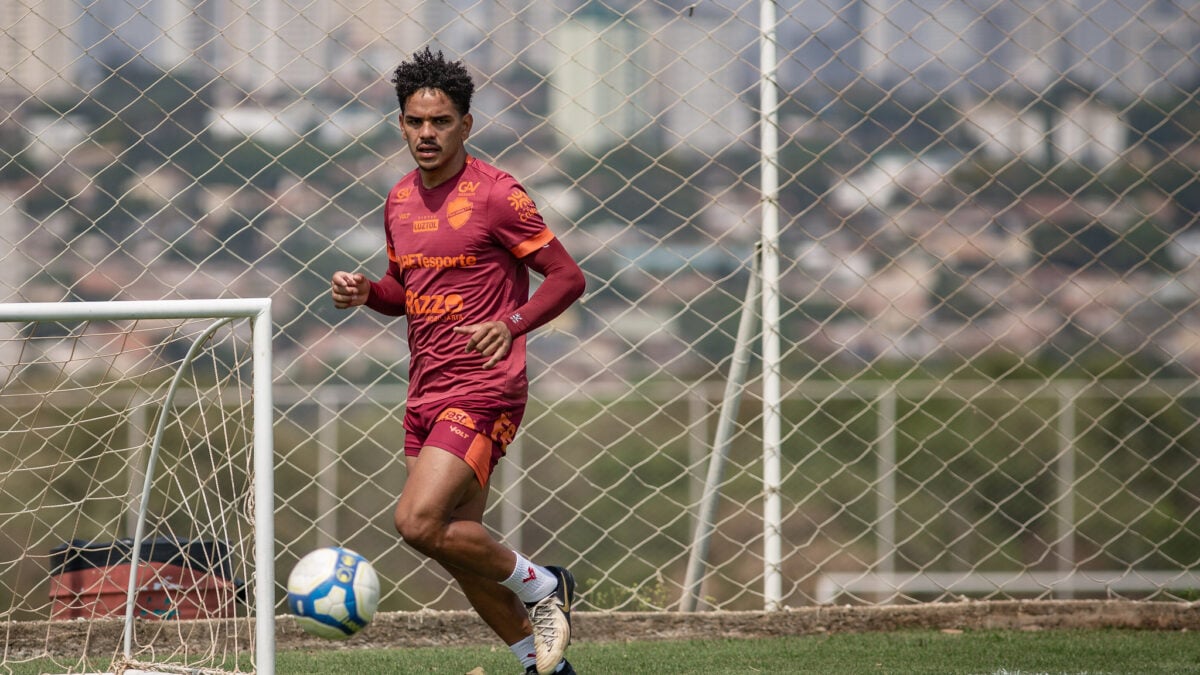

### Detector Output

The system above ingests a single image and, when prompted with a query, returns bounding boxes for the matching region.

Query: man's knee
[394,505,442,555]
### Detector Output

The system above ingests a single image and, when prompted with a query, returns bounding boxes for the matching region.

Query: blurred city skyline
[6,1,1199,108]
[5,1,1198,165]
[2,0,1199,375]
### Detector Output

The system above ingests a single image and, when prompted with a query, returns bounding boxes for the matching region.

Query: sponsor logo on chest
[393,180,482,234]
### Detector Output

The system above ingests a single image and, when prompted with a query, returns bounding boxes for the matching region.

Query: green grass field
[274,630,1197,674]
[14,629,1199,674]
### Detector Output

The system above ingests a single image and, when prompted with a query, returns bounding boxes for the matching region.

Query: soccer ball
[286,546,380,639]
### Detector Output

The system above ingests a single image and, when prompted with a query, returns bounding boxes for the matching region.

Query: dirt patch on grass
[6,600,1197,659]
[350,600,1200,648]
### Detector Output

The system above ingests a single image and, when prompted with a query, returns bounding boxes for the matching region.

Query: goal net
[0,300,274,675]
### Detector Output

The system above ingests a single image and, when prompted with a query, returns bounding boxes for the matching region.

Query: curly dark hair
[391,47,474,116]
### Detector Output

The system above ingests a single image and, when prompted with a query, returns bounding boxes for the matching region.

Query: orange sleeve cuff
[510,228,555,259]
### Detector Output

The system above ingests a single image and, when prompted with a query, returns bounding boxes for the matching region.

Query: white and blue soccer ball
[287,546,380,639]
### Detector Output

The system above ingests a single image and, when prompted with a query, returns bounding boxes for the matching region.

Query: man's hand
[452,320,513,369]
[331,272,370,309]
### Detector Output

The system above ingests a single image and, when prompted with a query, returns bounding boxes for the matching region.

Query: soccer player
[330,48,585,675]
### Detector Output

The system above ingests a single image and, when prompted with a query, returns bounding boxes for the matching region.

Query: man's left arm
[453,236,585,368]
[502,237,586,338]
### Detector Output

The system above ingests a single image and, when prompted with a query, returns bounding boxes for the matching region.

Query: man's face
[400,88,472,188]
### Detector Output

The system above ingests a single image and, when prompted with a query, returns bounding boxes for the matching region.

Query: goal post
[0,299,274,675]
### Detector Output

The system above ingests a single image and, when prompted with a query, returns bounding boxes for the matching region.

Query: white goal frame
[0,299,275,675]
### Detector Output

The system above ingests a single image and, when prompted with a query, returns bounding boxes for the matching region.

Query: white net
[0,310,261,673]
[2,0,1200,653]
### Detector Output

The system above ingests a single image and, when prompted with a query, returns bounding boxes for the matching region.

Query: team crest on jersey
[447,196,473,229]
[507,189,539,223]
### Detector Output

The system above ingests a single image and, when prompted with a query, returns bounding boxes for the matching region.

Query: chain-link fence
[3,0,1200,617]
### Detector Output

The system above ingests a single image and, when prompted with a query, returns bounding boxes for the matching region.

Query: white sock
[509,635,537,671]
[500,551,558,603]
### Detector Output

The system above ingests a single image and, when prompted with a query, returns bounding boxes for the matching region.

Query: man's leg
[396,447,515,577]
[400,450,533,645]
[445,563,536,655]
[398,449,528,641]
[397,445,572,673]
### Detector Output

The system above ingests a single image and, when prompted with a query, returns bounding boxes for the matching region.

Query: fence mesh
[3,0,1200,617]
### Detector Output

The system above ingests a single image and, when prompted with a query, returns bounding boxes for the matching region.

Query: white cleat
[526,565,575,675]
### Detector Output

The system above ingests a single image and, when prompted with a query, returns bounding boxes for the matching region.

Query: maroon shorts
[403,400,524,487]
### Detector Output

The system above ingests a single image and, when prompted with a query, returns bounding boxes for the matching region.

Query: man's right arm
[330,268,407,316]
[366,264,407,316]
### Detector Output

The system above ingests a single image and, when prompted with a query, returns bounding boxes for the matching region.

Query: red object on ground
[48,538,242,620]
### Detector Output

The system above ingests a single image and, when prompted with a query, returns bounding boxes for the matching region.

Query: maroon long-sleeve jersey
[371,156,562,407]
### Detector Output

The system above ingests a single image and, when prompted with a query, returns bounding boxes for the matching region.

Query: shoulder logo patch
[506,189,539,223]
